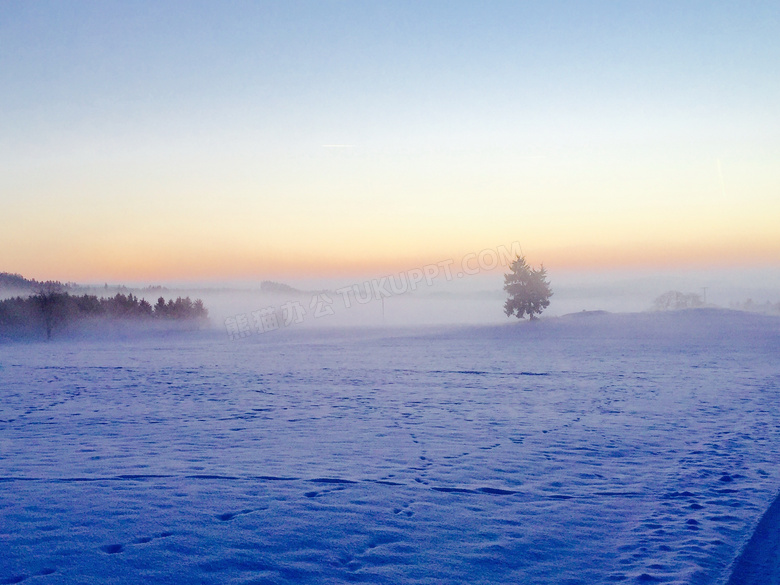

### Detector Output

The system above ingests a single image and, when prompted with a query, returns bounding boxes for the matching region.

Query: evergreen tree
[193,299,207,319]
[503,255,552,320]
[154,297,167,317]
[138,298,153,316]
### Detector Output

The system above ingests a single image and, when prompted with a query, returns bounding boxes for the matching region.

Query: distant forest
[0,273,208,340]
[0,272,47,291]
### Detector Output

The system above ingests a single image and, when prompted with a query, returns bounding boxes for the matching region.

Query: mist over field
[69,265,780,331]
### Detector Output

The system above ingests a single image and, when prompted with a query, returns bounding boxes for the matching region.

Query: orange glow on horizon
[7,238,779,285]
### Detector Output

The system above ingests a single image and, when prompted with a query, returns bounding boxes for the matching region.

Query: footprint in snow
[216,509,253,521]
[101,531,173,554]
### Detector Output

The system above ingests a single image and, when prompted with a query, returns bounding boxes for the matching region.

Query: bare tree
[653,291,703,311]
[33,281,67,340]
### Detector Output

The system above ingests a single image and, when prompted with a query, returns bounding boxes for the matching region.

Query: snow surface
[1,309,779,584]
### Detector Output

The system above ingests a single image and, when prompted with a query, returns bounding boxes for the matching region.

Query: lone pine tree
[503,255,552,320]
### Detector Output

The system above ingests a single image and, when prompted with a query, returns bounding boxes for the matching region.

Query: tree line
[0,282,208,340]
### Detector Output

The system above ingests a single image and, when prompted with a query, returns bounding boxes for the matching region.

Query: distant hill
[0,272,38,292]
[260,280,332,296]
[260,280,303,295]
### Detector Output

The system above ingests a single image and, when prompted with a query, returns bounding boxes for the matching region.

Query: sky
[1,1,779,284]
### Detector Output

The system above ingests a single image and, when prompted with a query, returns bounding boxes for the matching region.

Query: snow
[1,309,779,584]
[726,488,780,585]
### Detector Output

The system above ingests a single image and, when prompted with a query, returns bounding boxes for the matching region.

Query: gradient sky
[1,1,778,282]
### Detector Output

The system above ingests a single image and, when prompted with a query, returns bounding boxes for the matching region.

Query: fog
[139,264,780,336]
[3,264,777,343]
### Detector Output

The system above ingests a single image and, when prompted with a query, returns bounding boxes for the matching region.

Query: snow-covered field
[1,309,779,584]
